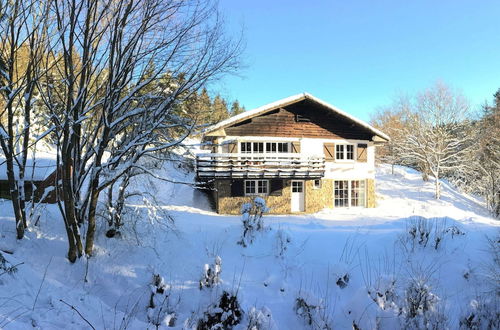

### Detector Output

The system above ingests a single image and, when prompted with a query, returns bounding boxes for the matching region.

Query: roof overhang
[202,93,390,142]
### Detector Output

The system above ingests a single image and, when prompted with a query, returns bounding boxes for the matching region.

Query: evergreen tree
[230,100,245,116]
[212,94,230,123]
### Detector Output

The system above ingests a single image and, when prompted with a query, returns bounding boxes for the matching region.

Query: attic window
[295,114,310,122]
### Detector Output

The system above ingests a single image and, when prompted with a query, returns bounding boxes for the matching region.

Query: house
[0,152,59,204]
[195,93,389,214]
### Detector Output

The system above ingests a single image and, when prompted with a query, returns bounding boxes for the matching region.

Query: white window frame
[244,179,269,196]
[334,179,366,207]
[265,142,290,153]
[313,179,322,190]
[335,144,355,162]
[240,141,291,154]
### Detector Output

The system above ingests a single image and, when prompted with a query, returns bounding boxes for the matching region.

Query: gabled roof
[203,93,390,141]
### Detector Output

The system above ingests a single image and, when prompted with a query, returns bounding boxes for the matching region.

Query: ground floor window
[334,180,349,207]
[334,180,366,207]
[245,179,269,196]
[292,181,303,193]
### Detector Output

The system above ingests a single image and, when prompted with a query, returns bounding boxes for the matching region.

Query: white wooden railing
[195,153,325,179]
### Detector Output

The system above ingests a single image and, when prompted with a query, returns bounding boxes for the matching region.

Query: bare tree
[370,95,410,174]
[36,0,240,262]
[0,0,50,239]
[396,82,472,199]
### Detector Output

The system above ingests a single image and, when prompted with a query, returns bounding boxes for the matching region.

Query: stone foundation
[214,178,376,214]
[304,179,333,213]
[366,178,376,208]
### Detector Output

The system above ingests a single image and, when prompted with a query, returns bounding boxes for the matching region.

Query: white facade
[217,135,376,180]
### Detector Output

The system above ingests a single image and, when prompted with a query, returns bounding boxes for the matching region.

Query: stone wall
[214,178,376,214]
[304,179,333,213]
[215,179,336,214]
[215,179,292,215]
[366,178,376,208]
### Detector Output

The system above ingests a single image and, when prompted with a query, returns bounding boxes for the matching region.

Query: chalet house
[196,93,389,214]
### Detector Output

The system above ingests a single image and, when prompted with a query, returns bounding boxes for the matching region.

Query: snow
[0,151,57,181]
[0,159,498,329]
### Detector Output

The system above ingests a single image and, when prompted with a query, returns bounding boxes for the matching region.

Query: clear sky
[214,0,500,121]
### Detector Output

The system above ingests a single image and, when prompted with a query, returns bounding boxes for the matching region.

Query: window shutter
[323,143,335,161]
[291,141,301,153]
[357,144,367,162]
[269,179,283,196]
[228,142,237,153]
[230,180,244,197]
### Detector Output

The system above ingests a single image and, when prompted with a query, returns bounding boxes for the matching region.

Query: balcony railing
[195,153,325,179]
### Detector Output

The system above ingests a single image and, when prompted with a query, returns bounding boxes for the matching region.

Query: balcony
[195,153,325,179]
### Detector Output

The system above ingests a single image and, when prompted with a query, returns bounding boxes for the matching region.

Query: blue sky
[214,0,500,121]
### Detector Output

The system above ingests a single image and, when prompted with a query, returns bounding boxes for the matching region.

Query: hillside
[0,162,498,329]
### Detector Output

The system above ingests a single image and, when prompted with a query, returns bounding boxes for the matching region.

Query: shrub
[238,198,269,247]
[198,291,243,329]
[401,217,465,252]
[401,278,446,329]
[294,294,332,329]
[246,306,274,330]
[0,252,18,277]
[459,298,500,330]
[147,273,178,328]
[199,256,222,290]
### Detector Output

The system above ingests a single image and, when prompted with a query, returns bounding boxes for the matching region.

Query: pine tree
[230,100,245,116]
[212,94,230,123]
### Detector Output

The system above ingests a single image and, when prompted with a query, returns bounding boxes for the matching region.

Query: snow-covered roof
[0,151,57,181]
[204,92,390,141]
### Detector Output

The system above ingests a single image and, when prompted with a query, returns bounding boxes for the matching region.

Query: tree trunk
[5,156,25,239]
[61,154,83,262]
[85,174,100,256]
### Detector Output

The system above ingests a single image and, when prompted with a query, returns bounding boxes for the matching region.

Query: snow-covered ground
[0,162,498,329]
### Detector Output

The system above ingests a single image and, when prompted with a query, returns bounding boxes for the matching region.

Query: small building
[0,153,59,204]
[195,93,389,214]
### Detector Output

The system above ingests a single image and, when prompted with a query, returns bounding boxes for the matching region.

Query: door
[291,180,305,212]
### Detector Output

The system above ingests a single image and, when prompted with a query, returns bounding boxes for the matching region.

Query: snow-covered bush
[401,217,465,252]
[238,197,269,247]
[199,256,222,290]
[246,306,275,330]
[0,252,18,277]
[367,276,398,311]
[147,273,179,328]
[198,291,243,329]
[459,298,500,330]
[401,278,446,329]
[274,228,291,259]
[294,293,332,329]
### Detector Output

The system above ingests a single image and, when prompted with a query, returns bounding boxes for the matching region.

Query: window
[313,179,322,189]
[244,180,269,196]
[292,181,303,193]
[265,142,289,153]
[241,142,289,154]
[295,114,311,122]
[334,180,366,207]
[241,142,251,154]
[253,142,264,153]
[335,144,355,161]
[350,180,366,207]
[346,145,354,160]
[334,180,349,207]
